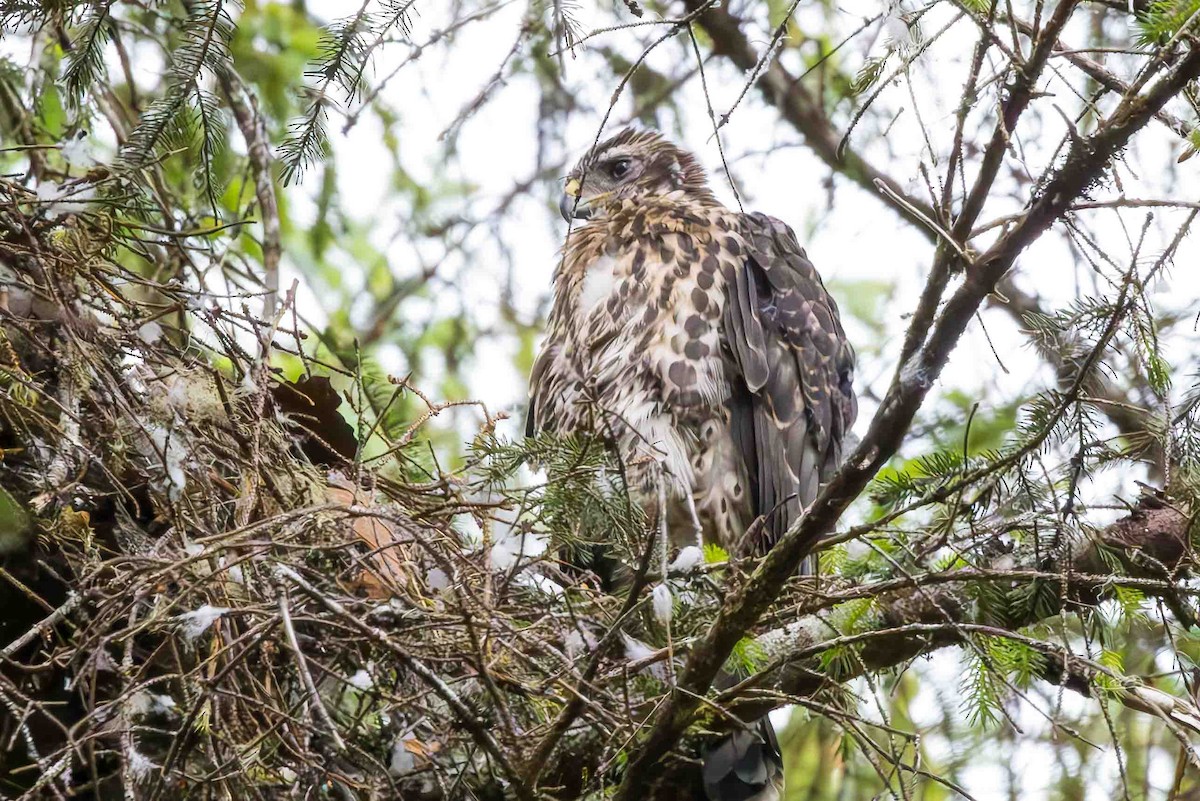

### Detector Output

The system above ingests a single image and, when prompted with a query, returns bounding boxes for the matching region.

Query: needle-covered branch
[450,501,1197,801]
[612,18,1200,797]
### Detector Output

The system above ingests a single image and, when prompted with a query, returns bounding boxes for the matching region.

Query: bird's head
[559,128,714,222]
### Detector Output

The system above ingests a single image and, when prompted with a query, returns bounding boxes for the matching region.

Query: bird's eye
[607,158,632,180]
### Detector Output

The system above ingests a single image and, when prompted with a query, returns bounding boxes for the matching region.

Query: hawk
[527,129,857,801]
[529,128,855,558]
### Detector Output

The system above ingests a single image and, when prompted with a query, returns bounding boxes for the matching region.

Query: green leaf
[37,81,66,138]
[1112,584,1147,622]
[1147,352,1172,396]
[960,643,1004,727]
[1135,0,1200,44]
[828,597,879,635]
[726,637,769,675]
[1094,649,1126,697]
[0,486,32,554]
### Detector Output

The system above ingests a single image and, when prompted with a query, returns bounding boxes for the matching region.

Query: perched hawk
[529,128,855,557]
[527,129,857,801]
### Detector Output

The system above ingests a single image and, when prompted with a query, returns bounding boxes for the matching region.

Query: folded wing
[722,213,857,555]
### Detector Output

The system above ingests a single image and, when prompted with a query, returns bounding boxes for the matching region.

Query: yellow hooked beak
[559,177,589,222]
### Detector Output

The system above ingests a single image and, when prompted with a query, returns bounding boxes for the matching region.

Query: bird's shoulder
[728,211,850,352]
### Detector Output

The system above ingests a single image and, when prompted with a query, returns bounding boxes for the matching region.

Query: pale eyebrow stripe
[598,145,638,160]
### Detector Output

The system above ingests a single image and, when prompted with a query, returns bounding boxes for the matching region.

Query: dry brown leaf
[326,481,420,599]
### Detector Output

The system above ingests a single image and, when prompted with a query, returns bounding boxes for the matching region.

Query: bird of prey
[526,128,857,801]
[529,128,855,558]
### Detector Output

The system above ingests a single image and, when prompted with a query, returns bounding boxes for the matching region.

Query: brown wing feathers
[723,213,856,553]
